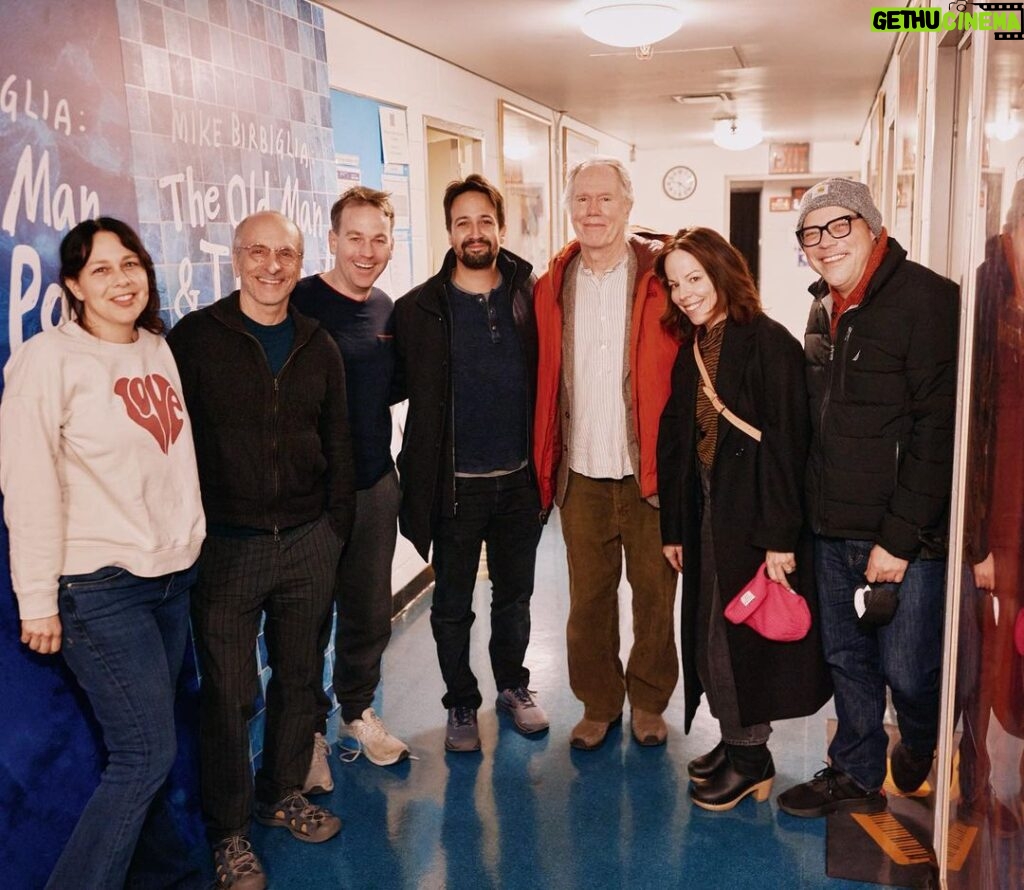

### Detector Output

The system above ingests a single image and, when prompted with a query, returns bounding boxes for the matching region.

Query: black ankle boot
[688,741,726,784]
[690,751,775,812]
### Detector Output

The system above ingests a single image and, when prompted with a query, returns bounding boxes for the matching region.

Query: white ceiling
[318,0,897,150]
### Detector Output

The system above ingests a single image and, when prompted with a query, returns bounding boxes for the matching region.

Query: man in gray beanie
[778,179,959,817]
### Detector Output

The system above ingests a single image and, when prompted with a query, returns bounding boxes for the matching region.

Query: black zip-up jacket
[167,291,355,541]
[392,248,538,560]
[804,237,958,560]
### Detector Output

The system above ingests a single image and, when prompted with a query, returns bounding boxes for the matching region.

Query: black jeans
[430,468,543,709]
[315,469,401,726]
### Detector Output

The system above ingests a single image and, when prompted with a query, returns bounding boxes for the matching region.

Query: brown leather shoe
[631,708,668,746]
[570,715,621,750]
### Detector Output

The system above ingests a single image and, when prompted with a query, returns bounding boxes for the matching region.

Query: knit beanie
[796,179,883,236]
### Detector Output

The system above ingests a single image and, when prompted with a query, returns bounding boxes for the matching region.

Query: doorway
[729,189,761,285]
[424,120,483,271]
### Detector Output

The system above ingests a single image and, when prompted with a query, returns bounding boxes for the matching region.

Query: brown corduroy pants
[560,471,680,722]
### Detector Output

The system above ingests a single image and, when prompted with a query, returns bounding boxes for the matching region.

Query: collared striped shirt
[569,255,632,479]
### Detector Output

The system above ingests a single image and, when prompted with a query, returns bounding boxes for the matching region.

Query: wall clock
[662,165,697,201]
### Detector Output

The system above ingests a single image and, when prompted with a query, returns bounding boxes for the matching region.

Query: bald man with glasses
[168,210,355,888]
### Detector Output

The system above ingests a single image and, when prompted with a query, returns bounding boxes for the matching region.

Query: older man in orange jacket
[533,158,680,751]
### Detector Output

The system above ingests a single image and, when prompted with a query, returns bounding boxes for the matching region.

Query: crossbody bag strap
[692,339,763,443]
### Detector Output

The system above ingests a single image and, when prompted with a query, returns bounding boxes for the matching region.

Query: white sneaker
[342,708,410,766]
[302,732,334,795]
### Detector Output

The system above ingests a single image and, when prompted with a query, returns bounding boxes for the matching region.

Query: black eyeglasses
[235,243,303,268]
[795,214,863,248]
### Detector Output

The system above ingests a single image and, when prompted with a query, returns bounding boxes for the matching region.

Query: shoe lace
[312,733,330,760]
[338,710,402,763]
[339,711,387,763]
[451,706,476,727]
[507,686,538,708]
[361,709,391,739]
[218,835,261,877]
[279,791,330,827]
[811,765,866,799]
[811,765,840,789]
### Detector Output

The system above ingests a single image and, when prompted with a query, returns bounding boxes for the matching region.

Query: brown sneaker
[212,835,266,890]
[631,708,668,746]
[570,715,621,751]
[254,791,342,843]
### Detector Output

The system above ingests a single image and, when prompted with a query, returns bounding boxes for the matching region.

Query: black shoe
[778,766,887,818]
[890,742,933,793]
[690,756,775,812]
[688,741,726,784]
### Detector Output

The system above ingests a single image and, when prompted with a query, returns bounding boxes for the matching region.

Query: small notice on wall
[379,107,410,165]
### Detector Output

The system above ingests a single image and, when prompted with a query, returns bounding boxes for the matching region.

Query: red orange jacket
[532,235,679,511]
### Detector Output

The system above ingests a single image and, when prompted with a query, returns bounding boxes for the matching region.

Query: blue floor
[253,516,886,889]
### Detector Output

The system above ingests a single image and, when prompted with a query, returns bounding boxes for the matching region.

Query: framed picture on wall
[769,142,810,175]
[499,101,553,271]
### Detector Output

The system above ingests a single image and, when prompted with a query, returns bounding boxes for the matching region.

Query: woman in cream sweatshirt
[0,217,205,889]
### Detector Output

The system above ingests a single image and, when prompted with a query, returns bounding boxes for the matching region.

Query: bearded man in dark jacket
[778,179,958,818]
[392,175,547,754]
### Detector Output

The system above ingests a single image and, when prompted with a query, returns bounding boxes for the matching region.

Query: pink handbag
[724,563,811,642]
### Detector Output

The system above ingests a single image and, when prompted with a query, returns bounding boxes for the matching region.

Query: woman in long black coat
[656,227,831,811]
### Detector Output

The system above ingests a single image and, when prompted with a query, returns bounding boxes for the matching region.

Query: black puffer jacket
[804,238,958,559]
[167,292,355,541]
[392,248,538,560]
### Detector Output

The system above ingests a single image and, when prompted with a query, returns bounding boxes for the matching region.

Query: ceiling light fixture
[712,117,763,151]
[581,2,685,49]
[985,112,1020,143]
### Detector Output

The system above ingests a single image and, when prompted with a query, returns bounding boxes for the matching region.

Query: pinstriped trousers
[191,515,342,842]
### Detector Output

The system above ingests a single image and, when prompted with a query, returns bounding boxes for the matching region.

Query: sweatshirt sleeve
[0,340,67,619]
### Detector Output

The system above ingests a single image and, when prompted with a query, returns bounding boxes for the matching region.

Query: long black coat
[657,313,831,731]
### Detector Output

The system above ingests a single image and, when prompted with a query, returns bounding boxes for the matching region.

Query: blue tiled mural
[0,1,341,885]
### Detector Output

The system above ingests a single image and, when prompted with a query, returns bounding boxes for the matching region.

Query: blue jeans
[47,564,199,890]
[430,467,543,709]
[815,538,946,792]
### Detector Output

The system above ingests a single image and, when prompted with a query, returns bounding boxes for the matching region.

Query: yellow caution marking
[946,821,979,872]
[851,811,934,865]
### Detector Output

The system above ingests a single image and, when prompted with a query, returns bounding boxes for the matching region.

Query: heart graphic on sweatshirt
[113,374,184,455]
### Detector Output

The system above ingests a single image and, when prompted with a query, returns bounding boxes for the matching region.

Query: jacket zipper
[237,327,306,539]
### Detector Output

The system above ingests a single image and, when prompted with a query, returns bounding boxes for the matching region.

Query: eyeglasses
[795,214,863,248]
[235,243,303,268]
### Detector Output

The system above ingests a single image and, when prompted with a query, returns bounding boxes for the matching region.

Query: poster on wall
[0,5,149,887]
[118,0,338,323]
[0,2,139,369]
[330,89,413,296]
[0,3,343,885]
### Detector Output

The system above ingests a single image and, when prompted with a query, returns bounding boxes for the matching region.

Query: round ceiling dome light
[581,2,685,48]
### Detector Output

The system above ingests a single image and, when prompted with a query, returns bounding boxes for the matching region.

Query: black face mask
[854,582,900,630]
